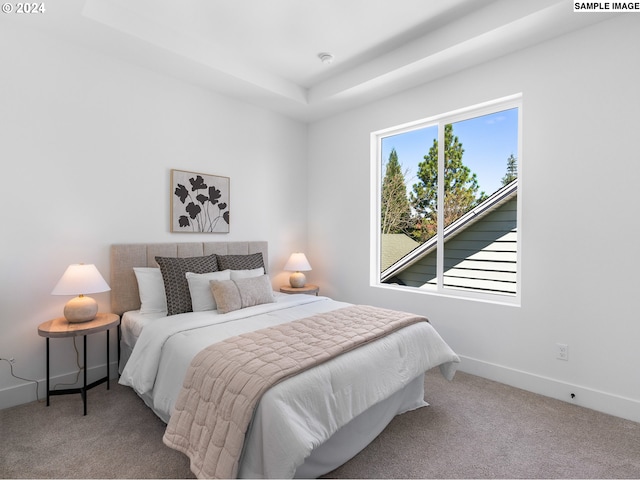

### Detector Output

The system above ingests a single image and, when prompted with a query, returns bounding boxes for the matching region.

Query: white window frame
[370,94,522,306]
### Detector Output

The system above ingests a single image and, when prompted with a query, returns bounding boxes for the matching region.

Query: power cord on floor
[2,337,85,403]
[51,336,83,391]
[0,356,40,402]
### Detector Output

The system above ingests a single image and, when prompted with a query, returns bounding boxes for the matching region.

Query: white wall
[308,14,640,422]
[0,24,308,408]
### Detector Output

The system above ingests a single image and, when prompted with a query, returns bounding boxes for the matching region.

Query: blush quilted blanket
[162,304,428,479]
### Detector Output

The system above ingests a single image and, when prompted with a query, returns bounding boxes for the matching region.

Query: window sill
[371,282,521,307]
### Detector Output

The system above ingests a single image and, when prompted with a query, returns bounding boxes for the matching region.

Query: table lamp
[51,264,111,323]
[284,253,312,288]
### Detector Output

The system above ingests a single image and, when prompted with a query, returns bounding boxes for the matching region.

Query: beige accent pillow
[210,275,275,314]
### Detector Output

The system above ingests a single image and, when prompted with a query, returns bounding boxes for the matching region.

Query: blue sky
[381,108,518,198]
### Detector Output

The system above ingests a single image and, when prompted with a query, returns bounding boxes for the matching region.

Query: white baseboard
[457,355,640,423]
[0,361,119,411]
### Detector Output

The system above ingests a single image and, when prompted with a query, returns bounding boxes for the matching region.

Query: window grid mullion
[436,121,445,291]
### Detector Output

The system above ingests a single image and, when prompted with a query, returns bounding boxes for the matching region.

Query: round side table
[280,284,320,296]
[38,313,120,415]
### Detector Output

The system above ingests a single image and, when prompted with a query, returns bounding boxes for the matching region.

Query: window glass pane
[380,126,438,287]
[442,108,518,295]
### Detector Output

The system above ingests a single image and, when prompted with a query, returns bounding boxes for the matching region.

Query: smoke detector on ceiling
[318,52,334,65]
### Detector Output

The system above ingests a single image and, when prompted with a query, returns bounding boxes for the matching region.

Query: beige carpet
[326,370,640,479]
[1,379,194,479]
[1,369,639,478]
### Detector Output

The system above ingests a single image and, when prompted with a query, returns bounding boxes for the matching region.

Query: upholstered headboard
[110,241,268,316]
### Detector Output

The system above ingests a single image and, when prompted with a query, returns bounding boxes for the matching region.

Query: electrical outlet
[556,343,568,361]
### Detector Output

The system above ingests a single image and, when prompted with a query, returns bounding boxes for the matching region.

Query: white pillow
[229,267,265,280]
[133,267,167,314]
[186,270,231,312]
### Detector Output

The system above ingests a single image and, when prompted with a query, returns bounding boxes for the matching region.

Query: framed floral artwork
[170,169,230,233]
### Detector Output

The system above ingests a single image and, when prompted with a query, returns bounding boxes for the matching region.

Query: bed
[111,241,459,479]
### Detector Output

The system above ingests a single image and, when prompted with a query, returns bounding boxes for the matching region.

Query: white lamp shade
[51,264,111,296]
[283,253,312,272]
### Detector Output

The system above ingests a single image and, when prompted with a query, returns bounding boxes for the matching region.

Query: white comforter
[119,294,459,478]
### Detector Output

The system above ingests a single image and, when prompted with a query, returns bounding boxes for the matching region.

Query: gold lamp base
[63,295,98,323]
